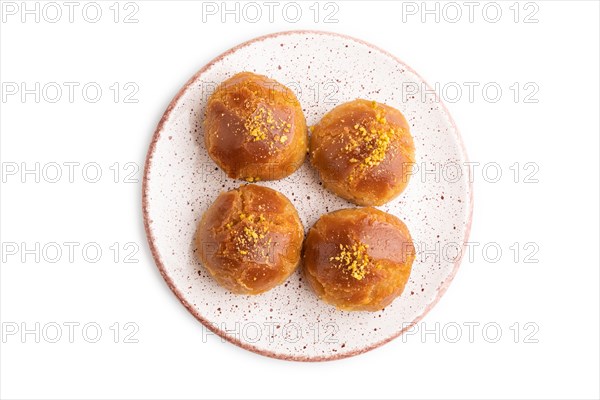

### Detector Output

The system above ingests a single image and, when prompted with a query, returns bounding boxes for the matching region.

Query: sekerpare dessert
[303,207,415,311]
[310,99,415,206]
[196,184,304,295]
[204,72,308,182]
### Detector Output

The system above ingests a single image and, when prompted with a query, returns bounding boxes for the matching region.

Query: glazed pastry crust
[303,207,415,311]
[204,72,308,181]
[310,99,415,206]
[196,184,304,295]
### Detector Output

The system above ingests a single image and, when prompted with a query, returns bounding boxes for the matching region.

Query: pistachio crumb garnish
[329,241,373,280]
[343,104,396,178]
[244,107,269,141]
[232,212,270,258]
[244,105,292,146]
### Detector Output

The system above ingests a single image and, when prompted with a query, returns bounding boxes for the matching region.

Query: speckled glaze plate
[143,31,473,361]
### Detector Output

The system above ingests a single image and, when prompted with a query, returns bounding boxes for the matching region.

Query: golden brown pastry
[204,72,308,181]
[303,207,415,311]
[196,184,304,295]
[310,99,415,206]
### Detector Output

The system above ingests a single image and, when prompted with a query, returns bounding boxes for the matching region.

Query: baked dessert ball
[196,184,304,295]
[303,207,415,311]
[204,72,308,181]
[310,99,415,206]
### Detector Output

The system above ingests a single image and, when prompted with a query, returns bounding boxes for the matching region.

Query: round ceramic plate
[143,31,473,361]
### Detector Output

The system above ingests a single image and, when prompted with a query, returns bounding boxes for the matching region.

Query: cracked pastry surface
[310,99,415,206]
[196,184,304,295]
[302,207,415,311]
[204,72,308,182]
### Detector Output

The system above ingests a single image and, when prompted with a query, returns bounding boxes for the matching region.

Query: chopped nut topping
[243,105,293,149]
[329,241,376,280]
[342,103,398,180]
[230,213,271,259]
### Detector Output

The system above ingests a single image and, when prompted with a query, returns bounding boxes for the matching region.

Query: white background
[1,1,599,399]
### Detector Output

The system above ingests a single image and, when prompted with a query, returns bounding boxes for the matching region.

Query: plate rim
[142,29,474,362]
